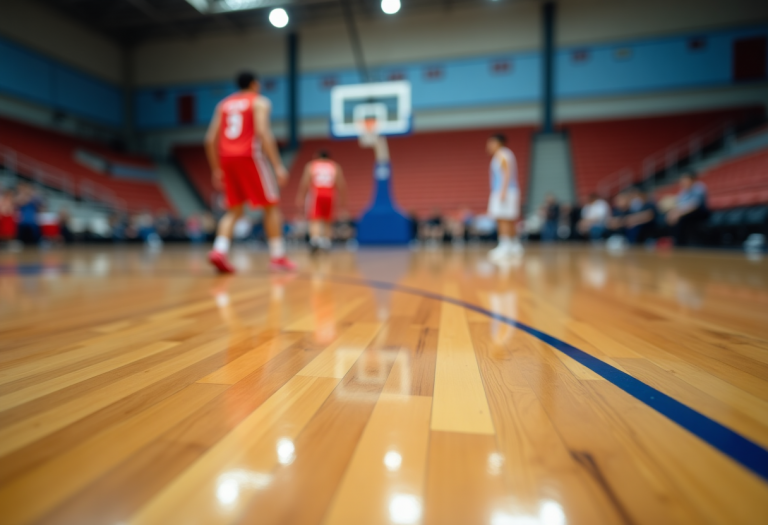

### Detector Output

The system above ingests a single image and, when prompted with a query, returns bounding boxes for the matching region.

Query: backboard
[330,81,412,138]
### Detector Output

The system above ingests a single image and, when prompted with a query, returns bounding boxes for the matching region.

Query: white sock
[499,235,512,248]
[268,238,285,259]
[213,236,230,254]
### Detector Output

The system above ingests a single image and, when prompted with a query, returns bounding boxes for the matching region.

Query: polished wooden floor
[0,245,767,524]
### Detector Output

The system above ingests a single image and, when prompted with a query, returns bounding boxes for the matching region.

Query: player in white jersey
[486,133,523,260]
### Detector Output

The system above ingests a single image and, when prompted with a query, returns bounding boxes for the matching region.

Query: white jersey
[490,147,518,192]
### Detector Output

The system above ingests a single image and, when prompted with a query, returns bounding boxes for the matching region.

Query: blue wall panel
[0,39,54,105]
[556,27,767,98]
[131,24,768,131]
[54,66,122,126]
[0,36,123,127]
[134,76,285,130]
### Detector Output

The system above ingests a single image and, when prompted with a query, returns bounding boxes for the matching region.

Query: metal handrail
[596,118,735,198]
[0,143,126,211]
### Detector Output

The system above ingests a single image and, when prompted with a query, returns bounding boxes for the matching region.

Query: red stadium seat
[0,116,171,212]
[653,148,768,209]
[175,144,217,207]
[280,127,534,220]
[566,107,764,202]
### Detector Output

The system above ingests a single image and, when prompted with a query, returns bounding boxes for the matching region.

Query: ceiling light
[381,0,401,15]
[269,8,289,28]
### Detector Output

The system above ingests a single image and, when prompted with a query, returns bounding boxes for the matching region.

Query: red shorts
[308,190,334,221]
[220,154,279,208]
[0,215,16,240]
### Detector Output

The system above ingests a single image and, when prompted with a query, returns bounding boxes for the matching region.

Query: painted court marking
[21,264,768,482]
[320,274,768,483]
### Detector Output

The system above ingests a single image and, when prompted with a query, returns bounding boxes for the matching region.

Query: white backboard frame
[330,81,412,138]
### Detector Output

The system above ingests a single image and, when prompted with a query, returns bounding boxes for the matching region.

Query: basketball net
[358,118,379,148]
[357,117,390,162]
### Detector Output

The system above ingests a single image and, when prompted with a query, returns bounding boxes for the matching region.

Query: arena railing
[596,119,736,198]
[0,144,126,211]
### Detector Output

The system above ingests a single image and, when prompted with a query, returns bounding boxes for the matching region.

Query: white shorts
[488,188,520,220]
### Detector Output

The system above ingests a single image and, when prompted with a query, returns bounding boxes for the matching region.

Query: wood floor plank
[230,320,404,525]
[323,393,433,525]
[423,432,507,525]
[0,383,228,525]
[197,333,303,385]
[0,332,244,457]
[130,375,339,525]
[297,322,384,378]
[430,284,494,435]
[469,322,627,524]
[0,341,179,412]
[31,333,331,525]
[284,295,366,332]
[0,318,193,386]
[587,380,768,524]
[0,246,766,524]
[517,335,710,524]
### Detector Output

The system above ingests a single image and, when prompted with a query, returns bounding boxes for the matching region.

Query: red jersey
[309,160,338,195]
[218,92,258,158]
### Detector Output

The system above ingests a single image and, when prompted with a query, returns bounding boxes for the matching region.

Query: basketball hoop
[358,117,379,148]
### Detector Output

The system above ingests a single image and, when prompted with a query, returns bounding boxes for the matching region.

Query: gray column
[287,32,299,150]
[542,1,556,134]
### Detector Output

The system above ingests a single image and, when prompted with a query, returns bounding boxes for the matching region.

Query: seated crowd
[539,171,711,246]
[0,171,736,250]
[0,182,222,246]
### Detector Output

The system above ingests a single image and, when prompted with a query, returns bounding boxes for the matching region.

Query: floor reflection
[216,469,272,507]
[491,500,566,525]
[389,493,422,524]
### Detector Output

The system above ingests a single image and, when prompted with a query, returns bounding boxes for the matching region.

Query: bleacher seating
[702,149,768,209]
[653,148,768,210]
[280,126,534,220]
[0,117,172,212]
[649,148,768,246]
[566,107,764,202]
[174,145,217,207]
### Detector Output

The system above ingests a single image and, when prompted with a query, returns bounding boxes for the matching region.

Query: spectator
[446,207,473,245]
[154,209,173,240]
[200,212,216,241]
[567,204,582,240]
[110,213,128,241]
[558,203,573,240]
[56,209,74,244]
[468,214,497,242]
[38,205,61,244]
[134,211,156,241]
[666,171,709,246]
[333,210,356,246]
[0,189,18,244]
[16,184,42,245]
[286,216,308,244]
[420,208,445,246]
[606,192,630,236]
[407,211,419,243]
[186,214,205,244]
[540,194,560,242]
[577,193,610,241]
[624,188,657,244]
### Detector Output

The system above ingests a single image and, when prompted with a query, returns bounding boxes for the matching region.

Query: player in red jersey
[204,71,296,273]
[295,151,346,252]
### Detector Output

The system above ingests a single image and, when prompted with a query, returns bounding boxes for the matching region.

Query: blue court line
[321,274,768,483]
[0,264,68,275]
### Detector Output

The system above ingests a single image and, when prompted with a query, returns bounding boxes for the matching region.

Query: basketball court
[1,0,768,523]
[0,244,766,524]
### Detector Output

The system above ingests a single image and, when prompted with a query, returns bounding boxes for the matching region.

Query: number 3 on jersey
[224,112,243,139]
